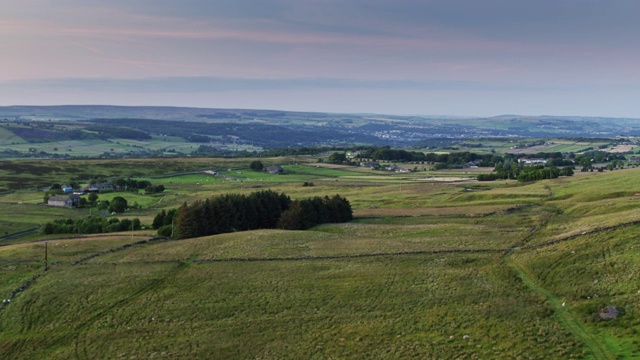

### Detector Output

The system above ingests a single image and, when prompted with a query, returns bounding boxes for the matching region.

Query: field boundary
[6,218,640,266]
[69,236,165,266]
[0,227,40,242]
[80,218,640,265]
[0,273,41,311]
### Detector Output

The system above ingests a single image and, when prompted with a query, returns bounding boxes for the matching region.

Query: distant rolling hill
[1,106,640,155]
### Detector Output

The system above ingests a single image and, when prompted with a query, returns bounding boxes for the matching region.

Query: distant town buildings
[518,158,547,164]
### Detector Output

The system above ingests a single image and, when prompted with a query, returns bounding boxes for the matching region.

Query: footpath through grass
[506,252,616,360]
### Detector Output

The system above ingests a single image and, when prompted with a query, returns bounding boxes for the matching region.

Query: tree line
[358,147,427,162]
[352,147,505,168]
[154,190,353,239]
[90,118,374,149]
[477,162,574,182]
[41,217,142,235]
[111,178,165,194]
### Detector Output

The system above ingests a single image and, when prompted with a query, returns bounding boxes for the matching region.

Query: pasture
[0,157,639,358]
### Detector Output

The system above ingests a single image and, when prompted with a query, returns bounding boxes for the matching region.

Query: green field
[0,203,89,237]
[0,127,27,145]
[462,138,614,156]
[0,129,262,158]
[1,157,639,358]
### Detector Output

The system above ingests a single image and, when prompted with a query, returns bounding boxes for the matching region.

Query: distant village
[45,179,164,209]
[46,182,116,208]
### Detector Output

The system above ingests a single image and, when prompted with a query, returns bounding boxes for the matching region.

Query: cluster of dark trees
[477,162,574,182]
[572,151,627,171]
[41,217,141,235]
[471,150,632,182]
[187,134,212,143]
[427,152,501,169]
[259,147,333,157]
[249,160,264,171]
[359,147,427,162]
[85,125,152,140]
[337,146,622,173]
[171,190,291,239]
[100,196,129,213]
[477,159,521,181]
[194,146,254,157]
[515,165,573,182]
[151,208,179,236]
[476,173,507,181]
[355,147,506,168]
[158,190,352,239]
[431,150,627,172]
[112,178,165,194]
[195,147,634,172]
[328,152,348,164]
[277,195,352,230]
[545,158,575,167]
[263,145,422,160]
[6,126,94,143]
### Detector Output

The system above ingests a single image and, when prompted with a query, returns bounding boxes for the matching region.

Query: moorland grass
[0,138,260,158]
[511,228,640,358]
[0,127,26,145]
[0,157,312,191]
[1,157,640,358]
[286,164,369,177]
[0,254,588,359]
[0,235,154,264]
[0,262,41,302]
[0,203,89,236]
[84,217,525,263]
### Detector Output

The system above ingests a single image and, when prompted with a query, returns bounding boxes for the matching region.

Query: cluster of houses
[384,165,410,173]
[47,195,81,208]
[83,182,116,193]
[266,165,285,174]
[363,160,486,171]
[46,182,115,208]
[465,159,483,168]
[361,162,410,173]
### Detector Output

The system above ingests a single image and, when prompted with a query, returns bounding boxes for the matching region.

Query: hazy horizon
[2,1,640,118]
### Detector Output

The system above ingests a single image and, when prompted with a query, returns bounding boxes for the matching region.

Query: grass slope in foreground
[2,252,586,359]
[1,164,640,358]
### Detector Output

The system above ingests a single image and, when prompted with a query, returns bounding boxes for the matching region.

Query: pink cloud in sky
[2,0,640,116]
[1,16,596,83]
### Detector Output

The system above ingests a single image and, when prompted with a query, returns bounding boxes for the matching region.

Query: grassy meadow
[0,133,261,158]
[0,157,639,358]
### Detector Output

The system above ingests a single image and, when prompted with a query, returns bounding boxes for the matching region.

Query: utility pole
[44,241,48,271]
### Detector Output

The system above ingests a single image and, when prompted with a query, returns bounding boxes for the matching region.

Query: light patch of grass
[0,203,88,236]
[0,254,588,359]
[511,227,640,358]
[0,127,26,145]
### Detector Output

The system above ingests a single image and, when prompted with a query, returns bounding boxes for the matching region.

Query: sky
[1,0,640,117]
